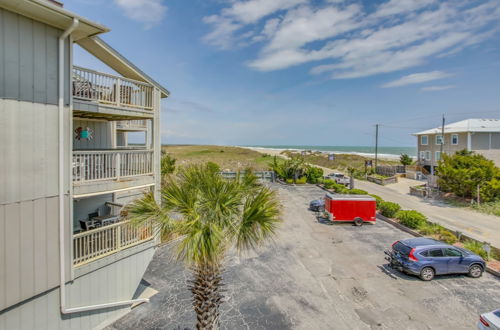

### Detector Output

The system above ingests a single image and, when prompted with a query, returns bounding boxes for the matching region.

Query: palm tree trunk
[189,263,224,330]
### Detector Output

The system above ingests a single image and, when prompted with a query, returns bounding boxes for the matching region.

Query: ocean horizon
[244,145,417,158]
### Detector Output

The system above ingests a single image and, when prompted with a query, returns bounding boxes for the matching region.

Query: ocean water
[247,145,417,158]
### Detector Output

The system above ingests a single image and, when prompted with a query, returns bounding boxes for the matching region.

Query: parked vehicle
[309,199,325,212]
[384,237,486,281]
[323,193,376,226]
[325,172,350,185]
[478,309,500,330]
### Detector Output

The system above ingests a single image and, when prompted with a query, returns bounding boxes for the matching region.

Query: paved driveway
[108,185,500,330]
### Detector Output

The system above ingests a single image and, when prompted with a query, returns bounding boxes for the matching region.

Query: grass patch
[162,145,278,171]
[472,201,500,217]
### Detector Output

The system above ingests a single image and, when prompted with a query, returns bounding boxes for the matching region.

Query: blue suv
[384,237,486,281]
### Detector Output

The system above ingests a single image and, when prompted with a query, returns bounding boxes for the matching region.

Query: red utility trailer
[324,193,377,226]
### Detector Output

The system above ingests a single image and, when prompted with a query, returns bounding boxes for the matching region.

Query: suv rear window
[393,242,412,256]
[429,249,444,257]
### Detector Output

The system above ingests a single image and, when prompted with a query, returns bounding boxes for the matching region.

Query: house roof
[0,0,110,41]
[1,0,170,98]
[77,37,170,98]
[413,119,500,135]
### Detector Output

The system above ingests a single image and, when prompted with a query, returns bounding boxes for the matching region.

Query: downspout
[58,18,148,314]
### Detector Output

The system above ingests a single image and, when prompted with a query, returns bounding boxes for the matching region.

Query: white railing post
[115,153,121,180]
[116,78,121,106]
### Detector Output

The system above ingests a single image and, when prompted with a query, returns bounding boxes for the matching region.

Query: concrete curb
[377,213,500,278]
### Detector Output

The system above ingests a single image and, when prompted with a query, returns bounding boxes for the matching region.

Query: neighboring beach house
[413,119,500,174]
[0,0,169,329]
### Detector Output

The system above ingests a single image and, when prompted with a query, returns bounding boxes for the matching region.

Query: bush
[306,166,324,184]
[418,222,442,235]
[206,161,220,173]
[348,188,368,195]
[437,230,458,244]
[332,182,348,194]
[369,194,384,208]
[378,201,401,218]
[296,176,307,184]
[323,179,335,189]
[286,178,294,184]
[464,240,489,260]
[396,210,427,229]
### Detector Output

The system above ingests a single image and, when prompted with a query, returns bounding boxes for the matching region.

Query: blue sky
[67,0,500,147]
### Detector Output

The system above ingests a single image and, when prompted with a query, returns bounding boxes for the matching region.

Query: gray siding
[0,245,155,330]
[73,119,113,150]
[0,8,70,105]
[0,100,73,310]
[492,133,500,149]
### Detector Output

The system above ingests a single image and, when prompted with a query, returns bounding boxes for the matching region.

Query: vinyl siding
[73,119,113,150]
[0,8,70,105]
[0,244,155,330]
[471,132,490,150]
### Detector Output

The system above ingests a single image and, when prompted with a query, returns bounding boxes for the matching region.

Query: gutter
[58,18,148,314]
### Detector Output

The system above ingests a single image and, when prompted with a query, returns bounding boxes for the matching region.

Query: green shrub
[323,179,335,189]
[206,161,220,173]
[418,222,443,235]
[368,194,384,209]
[286,178,294,184]
[437,230,458,244]
[396,210,427,229]
[463,240,489,260]
[296,176,307,184]
[306,166,324,184]
[378,201,401,218]
[332,183,348,194]
[348,188,368,195]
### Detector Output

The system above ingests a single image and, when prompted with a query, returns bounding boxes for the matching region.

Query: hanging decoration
[75,127,94,140]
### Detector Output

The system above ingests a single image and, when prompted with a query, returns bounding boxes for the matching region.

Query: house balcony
[73,218,154,267]
[72,66,156,120]
[116,120,148,131]
[72,149,154,197]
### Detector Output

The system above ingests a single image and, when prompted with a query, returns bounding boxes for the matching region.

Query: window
[444,248,462,257]
[451,134,458,145]
[428,249,444,257]
[435,151,441,161]
[420,151,425,160]
[420,250,429,257]
[421,135,428,145]
[425,151,430,160]
[435,135,444,145]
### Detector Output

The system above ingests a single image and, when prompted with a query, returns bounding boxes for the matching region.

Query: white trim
[425,151,431,161]
[73,183,155,199]
[435,135,444,145]
[420,135,428,145]
[419,151,425,160]
[467,132,472,151]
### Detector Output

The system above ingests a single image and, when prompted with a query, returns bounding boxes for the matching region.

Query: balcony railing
[116,120,148,130]
[73,220,154,266]
[72,66,154,111]
[73,150,153,183]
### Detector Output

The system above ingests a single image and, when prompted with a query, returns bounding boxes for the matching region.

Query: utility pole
[375,124,379,170]
[440,114,445,156]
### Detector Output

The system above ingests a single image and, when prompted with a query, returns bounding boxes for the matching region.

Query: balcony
[72,149,154,196]
[116,120,148,131]
[73,219,154,266]
[72,66,155,119]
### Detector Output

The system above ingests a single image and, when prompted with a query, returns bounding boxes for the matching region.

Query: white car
[478,309,500,329]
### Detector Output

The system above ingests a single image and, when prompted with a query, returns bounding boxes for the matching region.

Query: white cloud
[204,0,500,79]
[421,85,455,91]
[203,0,308,49]
[114,0,167,28]
[382,71,451,88]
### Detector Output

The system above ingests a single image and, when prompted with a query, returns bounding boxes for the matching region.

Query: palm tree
[127,164,281,329]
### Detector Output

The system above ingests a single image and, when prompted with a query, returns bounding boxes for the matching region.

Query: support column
[153,88,162,203]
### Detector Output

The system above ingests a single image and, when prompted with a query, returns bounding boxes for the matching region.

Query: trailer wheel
[354,217,363,226]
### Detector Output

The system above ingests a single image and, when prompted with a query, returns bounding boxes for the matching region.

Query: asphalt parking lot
[108,184,500,330]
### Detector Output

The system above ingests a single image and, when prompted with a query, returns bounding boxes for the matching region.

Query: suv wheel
[419,267,435,281]
[354,217,363,226]
[468,264,483,278]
